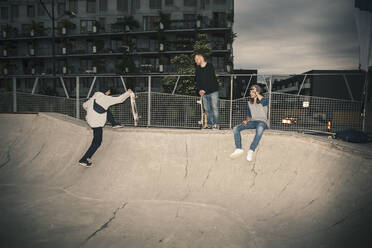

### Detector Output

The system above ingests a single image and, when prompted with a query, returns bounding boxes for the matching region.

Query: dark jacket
[195,63,219,94]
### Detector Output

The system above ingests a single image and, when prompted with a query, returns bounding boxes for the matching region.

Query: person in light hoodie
[79,88,132,167]
[230,84,269,162]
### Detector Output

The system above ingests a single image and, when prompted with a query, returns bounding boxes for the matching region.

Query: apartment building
[0,0,234,76]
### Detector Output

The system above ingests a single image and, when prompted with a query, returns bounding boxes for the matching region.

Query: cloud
[233,0,360,74]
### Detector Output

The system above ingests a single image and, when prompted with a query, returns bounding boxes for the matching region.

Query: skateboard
[197,96,207,128]
[130,92,139,127]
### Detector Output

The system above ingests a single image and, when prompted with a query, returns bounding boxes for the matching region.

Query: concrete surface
[1,113,372,248]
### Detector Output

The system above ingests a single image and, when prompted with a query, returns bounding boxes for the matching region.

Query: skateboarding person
[195,53,220,129]
[79,88,133,167]
[104,89,123,128]
[230,85,269,161]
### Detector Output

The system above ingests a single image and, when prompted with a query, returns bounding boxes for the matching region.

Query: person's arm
[105,91,131,107]
[243,104,252,125]
[260,97,269,106]
[195,67,205,96]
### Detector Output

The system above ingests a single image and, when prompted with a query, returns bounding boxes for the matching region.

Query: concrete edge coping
[2,112,372,159]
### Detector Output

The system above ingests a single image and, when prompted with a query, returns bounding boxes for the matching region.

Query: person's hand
[199,90,206,96]
[242,118,250,126]
[127,89,133,94]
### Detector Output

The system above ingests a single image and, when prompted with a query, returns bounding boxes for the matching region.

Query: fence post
[229,75,233,129]
[147,75,151,127]
[362,72,369,132]
[76,76,80,119]
[12,77,17,113]
[268,75,273,127]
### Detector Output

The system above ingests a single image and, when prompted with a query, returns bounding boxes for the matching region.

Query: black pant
[81,127,102,161]
[107,110,119,126]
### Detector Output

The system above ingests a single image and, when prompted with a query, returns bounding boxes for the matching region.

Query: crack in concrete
[184,138,189,179]
[0,149,11,169]
[30,143,46,163]
[80,202,128,247]
[202,156,216,188]
[250,147,260,188]
[264,168,299,211]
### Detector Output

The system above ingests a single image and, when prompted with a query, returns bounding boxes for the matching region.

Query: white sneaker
[247,150,254,161]
[112,124,123,129]
[230,149,244,159]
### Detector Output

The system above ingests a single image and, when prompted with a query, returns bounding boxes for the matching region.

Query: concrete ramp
[1,113,372,248]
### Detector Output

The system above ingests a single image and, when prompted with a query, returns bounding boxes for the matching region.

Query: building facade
[272,70,371,101]
[0,0,234,76]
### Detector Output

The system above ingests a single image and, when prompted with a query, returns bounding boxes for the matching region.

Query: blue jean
[233,121,268,151]
[202,91,219,126]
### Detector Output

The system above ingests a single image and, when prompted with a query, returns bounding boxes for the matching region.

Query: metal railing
[0,73,370,134]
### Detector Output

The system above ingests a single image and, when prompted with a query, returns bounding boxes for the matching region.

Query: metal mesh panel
[231,97,249,128]
[16,92,67,115]
[108,92,148,127]
[270,92,363,133]
[0,75,367,134]
[150,92,200,128]
[219,99,231,129]
[64,98,78,118]
[0,92,13,112]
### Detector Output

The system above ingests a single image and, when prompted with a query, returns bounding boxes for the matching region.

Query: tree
[116,35,136,74]
[162,33,212,95]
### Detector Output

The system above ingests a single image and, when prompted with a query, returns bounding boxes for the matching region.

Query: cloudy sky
[233,0,360,74]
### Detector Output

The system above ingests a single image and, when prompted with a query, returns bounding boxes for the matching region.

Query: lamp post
[39,0,75,76]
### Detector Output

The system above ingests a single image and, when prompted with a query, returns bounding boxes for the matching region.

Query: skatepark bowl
[1,113,372,248]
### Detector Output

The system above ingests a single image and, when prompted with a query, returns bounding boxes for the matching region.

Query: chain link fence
[0,74,370,134]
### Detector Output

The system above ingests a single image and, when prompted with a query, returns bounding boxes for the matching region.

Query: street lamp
[39,0,76,76]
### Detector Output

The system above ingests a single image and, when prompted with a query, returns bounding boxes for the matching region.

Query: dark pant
[80,127,102,161]
[107,110,119,126]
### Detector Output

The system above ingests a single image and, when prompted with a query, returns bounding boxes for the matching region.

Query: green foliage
[116,35,136,74]
[158,12,171,29]
[116,54,136,74]
[193,33,211,57]
[30,20,44,32]
[162,34,212,95]
[60,19,76,30]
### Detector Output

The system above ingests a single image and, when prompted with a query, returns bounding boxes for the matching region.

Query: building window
[0,7,8,20]
[99,17,106,31]
[143,16,159,31]
[11,5,19,19]
[165,0,173,6]
[80,20,97,33]
[87,0,96,13]
[57,2,66,16]
[117,0,128,11]
[201,0,209,9]
[150,0,162,9]
[184,0,196,7]
[213,0,226,4]
[133,0,140,9]
[37,3,45,16]
[27,5,35,18]
[99,0,108,11]
[21,24,32,34]
[69,0,78,14]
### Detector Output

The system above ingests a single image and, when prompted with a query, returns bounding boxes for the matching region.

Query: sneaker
[79,159,92,167]
[112,124,123,129]
[212,124,219,130]
[204,125,212,129]
[247,150,254,161]
[230,149,244,159]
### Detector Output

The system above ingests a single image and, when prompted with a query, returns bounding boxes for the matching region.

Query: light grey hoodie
[83,91,130,128]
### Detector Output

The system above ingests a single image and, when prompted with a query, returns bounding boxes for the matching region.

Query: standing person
[230,85,269,161]
[195,53,220,129]
[79,88,132,167]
